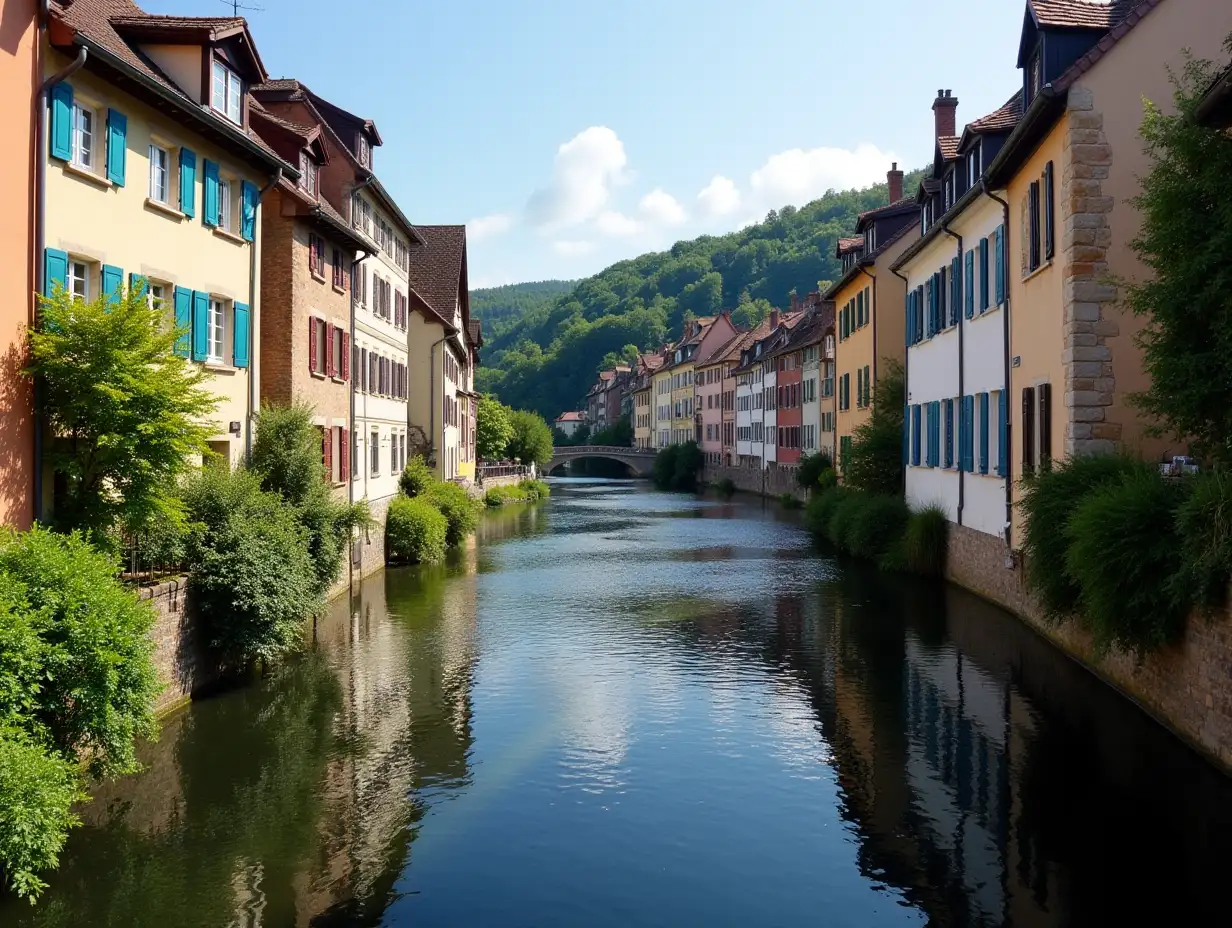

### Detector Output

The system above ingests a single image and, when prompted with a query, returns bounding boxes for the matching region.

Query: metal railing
[552,445,656,456]
[478,462,532,480]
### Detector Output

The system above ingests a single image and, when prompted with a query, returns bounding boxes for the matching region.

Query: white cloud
[526,126,628,231]
[468,213,513,241]
[552,239,596,257]
[748,143,894,208]
[595,210,642,237]
[696,175,741,218]
[637,188,686,226]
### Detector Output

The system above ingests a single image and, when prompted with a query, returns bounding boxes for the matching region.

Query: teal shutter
[905,290,912,346]
[129,272,148,301]
[911,405,922,466]
[994,225,1006,306]
[233,302,250,367]
[203,160,220,227]
[950,257,961,327]
[965,250,975,319]
[978,392,990,474]
[106,109,127,185]
[240,181,258,242]
[191,290,209,361]
[979,238,990,311]
[997,390,1008,477]
[43,248,68,296]
[179,148,197,218]
[960,395,974,472]
[173,286,192,357]
[101,264,123,304]
[944,398,954,468]
[924,278,933,338]
[49,83,73,161]
[902,406,909,464]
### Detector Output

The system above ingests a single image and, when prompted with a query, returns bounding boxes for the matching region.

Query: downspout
[983,178,1013,543]
[942,220,963,525]
[428,333,448,471]
[247,169,282,460]
[347,245,371,591]
[889,266,910,496]
[33,29,88,524]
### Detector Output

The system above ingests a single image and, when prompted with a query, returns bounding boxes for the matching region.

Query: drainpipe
[983,178,1013,543]
[942,220,964,525]
[889,265,910,496]
[33,26,88,523]
[246,169,281,460]
[428,333,448,472]
[347,244,371,592]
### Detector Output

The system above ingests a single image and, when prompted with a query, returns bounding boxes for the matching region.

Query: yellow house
[41,1,294,501]
[632,352,663,451]
[666,314,738,446]
[652,363,673,450]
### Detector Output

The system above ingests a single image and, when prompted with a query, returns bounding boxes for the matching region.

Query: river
[4,479,1232,927]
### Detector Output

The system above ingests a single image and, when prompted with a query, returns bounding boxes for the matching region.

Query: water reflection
[4,481,1231,927]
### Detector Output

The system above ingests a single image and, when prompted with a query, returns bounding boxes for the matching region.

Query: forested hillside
[470,280,576,339]
[473,169,924,419]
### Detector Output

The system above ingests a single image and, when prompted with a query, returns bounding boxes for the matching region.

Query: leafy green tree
[28,285,219,544]
[476,397,515,460]
[590,415,633,447]
[506,410,554,468]
[842,359,905,496]
[1124,40,1232,463]
[0,734,83,902]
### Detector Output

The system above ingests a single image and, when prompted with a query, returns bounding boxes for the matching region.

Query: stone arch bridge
[547,445,657,477]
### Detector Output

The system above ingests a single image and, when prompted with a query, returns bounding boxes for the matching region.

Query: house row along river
[4,480,1231,927]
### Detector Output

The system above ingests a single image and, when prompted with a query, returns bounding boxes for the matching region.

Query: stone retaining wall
[138,578,211,716]
[946,521,1232,772]
[701,464,804,502]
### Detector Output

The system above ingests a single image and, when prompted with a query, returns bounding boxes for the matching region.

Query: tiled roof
[938,136,961,161]
[557,411,584,422]
[857,196,916,224]
[406,225,467,324]
[468,319,483,348]
[967,91,1025,133]
[251,107,316,143]
[252,78,302,93]
[837,236,864,254]
[1029,0,1131,29]
[108,14,246,32]
[641,353,665,372]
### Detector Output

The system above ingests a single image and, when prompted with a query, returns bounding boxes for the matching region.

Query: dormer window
[967,142,982,188]
[944,172,954,211]
[211,59,242,125]
[356,133,370,168]
[865,226,876,253]
[299,152,317,197]
[1027,53,1043,105]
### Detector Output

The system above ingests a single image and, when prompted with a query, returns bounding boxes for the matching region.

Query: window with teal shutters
[240,181,258,242]
[203,160,220,227]
[964,250,975,318]
[233,302,250,367]
[944,398,954,468]
[49,83,73,161]
[994,225,1006,306]
[128,272,147,301]
[978,392,990,474]
[997,390,1008,476]
[173,286,192,358]
[937,268,946,330]
[43,248,68,296]
[924,277,933,338]
[950,257,961,327]
[979,238,990,311]
[191,290,209,361]
[179,148,197,218]
[106,109,127,186]
[101,264,123,305]
[905,290,913,346]
[911,404,921,466]
[960,395,974,472]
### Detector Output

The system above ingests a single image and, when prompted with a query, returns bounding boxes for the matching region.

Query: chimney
[932,89,958,139]
[790,293,799,313]
[770,309,780,330]
[887,162,904,204]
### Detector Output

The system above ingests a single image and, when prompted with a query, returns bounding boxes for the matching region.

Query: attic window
[1029,54,1042,102]
[299,152,317,197]
[967,142,982,188]
[356,133,370,168]
[211,59,242,125]
[944,172,954,211]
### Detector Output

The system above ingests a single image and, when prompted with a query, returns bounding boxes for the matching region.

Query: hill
[470,280,577,340]
[473,169,925,420]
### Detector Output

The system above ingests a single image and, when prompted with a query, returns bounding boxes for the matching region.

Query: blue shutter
[978,392,990,474]
[233,302,250,367]
[944,398,954,468]
[173,286,192,358]
[106,109,127,186]
[191,290,209,361]
[129,272,148,301]
[911,405,922,467]
[950,257,961,327]
[203,160,220,227]
[179,147,197,218]
[965,250,975,319]
[994,224,1006,306]
[960,395,974,472]
[49,83,73,161]
[935,402,942,467]
[905,290,913,347]
[997,390,1008,477]
[925,403,934,467]
[101,264,123,305]
[902,406,910,465]
[979,238,990,311]
[43,248,68,296]
[240,180,258,242]
[924,277,933,338]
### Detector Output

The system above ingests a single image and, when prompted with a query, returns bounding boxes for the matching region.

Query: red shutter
[322,426,332,478]
[339,426,349,482]
[308,317,318,373]
[341,332,350,381]
[325,326,337,377]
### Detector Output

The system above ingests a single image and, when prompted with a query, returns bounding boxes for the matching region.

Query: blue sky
[149,0,1028,286]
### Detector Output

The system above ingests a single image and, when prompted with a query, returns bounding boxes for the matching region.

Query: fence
[478,463,532,481]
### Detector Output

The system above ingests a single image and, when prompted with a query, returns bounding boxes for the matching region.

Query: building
[631,352,664,450]
[825,164,920,470]
[406,225,480,482]
[800,303,837,463]
[985,0,1232,546]
[664,314,739,447]
[652,358,673,449]
[555,410,584,438]
[605,365,631,427]
[695,332,743,466]
[40,0,296,509]
[896,90,1022,540]
[1,0,37,528]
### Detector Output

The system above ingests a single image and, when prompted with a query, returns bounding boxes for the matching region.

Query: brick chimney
[770,309,779,330]
[932,89,958,139]
[887,162,904,203]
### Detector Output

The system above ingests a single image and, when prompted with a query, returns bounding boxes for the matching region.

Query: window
[217,178,232,231]
[309,234,326,278]
[357,133,370,167]
[1028,180,1042,273]
[332,248,347,289]
[148,143,170,202]
[391,433,398,474]
[967,142,982,188]
[211,59,242,124]
[1043,161,1055,261]
[147,282,166,314]
[71,103,94,169]
[332,327,343,377]
[944,172,954,211]
[69,260,90,301]
[207,298,227,362]
[370,429,380,476]
[299,152,317,197]
[1030,55,1042,100]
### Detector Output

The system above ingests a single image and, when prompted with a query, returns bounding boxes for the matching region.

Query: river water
[4,479,1232,927]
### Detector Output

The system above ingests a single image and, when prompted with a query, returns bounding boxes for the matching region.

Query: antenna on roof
[219,0,264,16]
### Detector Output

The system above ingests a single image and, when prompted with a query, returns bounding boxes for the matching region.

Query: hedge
[386,497,448,564]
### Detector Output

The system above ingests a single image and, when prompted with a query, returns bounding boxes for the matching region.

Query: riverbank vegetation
[387,458,484,564]
[475,398,554,468]
[484,479,551,508]
[653,441,704,492]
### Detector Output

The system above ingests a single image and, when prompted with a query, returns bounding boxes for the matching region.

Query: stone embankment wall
[946,522,1232,772]
[701,464,805,502]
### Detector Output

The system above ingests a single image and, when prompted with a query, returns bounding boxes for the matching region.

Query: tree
[590,415,633,447]
[476,397,515,460]
[842,359,906,496]
[28,284,218,544]
[506,409,554,468]
[1124,40,1232,464]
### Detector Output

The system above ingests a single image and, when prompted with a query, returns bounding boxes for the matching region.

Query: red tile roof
[406,225,467,326]
[1029,0,1131,29]
[857,196,916,224]
[108,14,246,32]
[967,91,1025,133]
[557,411,585,422]
[938,136,961,161]
[837,236,864,254]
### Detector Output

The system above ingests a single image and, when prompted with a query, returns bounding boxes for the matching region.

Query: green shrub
[900,505,949,576]
[842,359,905,496]
[816,468,838,492]
[673,441,704,492]
[1065,467,1190,654]
[1173,470,1232,611]
[779,492,803,510]
[715,477,736,498]
[827,491,868,551]
[0,734,84,902]
[386,497,448,564]
[182,467,318,666]
[796,452,833,490]
[653,445,679,490]
[484,486,510,508]
[426,481,482,547]
[1019,454,1145,621]
[845,494,909,561]
[0,527,160,778]
[805,486,848,541]
[138,515,186,570]
[484,480,551,507]
[399,456,436,499]
[520,479,550,500]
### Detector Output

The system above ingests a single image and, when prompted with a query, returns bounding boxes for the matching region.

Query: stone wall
[350,493,392,584]
[139,578,212,717]
[702,463,804,501]
[946,521,1232,771]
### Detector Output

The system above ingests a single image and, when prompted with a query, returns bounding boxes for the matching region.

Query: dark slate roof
[407,225,467,324]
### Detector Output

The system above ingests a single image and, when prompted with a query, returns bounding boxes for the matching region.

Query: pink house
[695,323,744,466]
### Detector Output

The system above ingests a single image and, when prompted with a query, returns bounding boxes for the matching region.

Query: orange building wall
[0,1,37,529]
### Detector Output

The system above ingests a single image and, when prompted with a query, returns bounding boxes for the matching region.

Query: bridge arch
[547,445,657,477]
